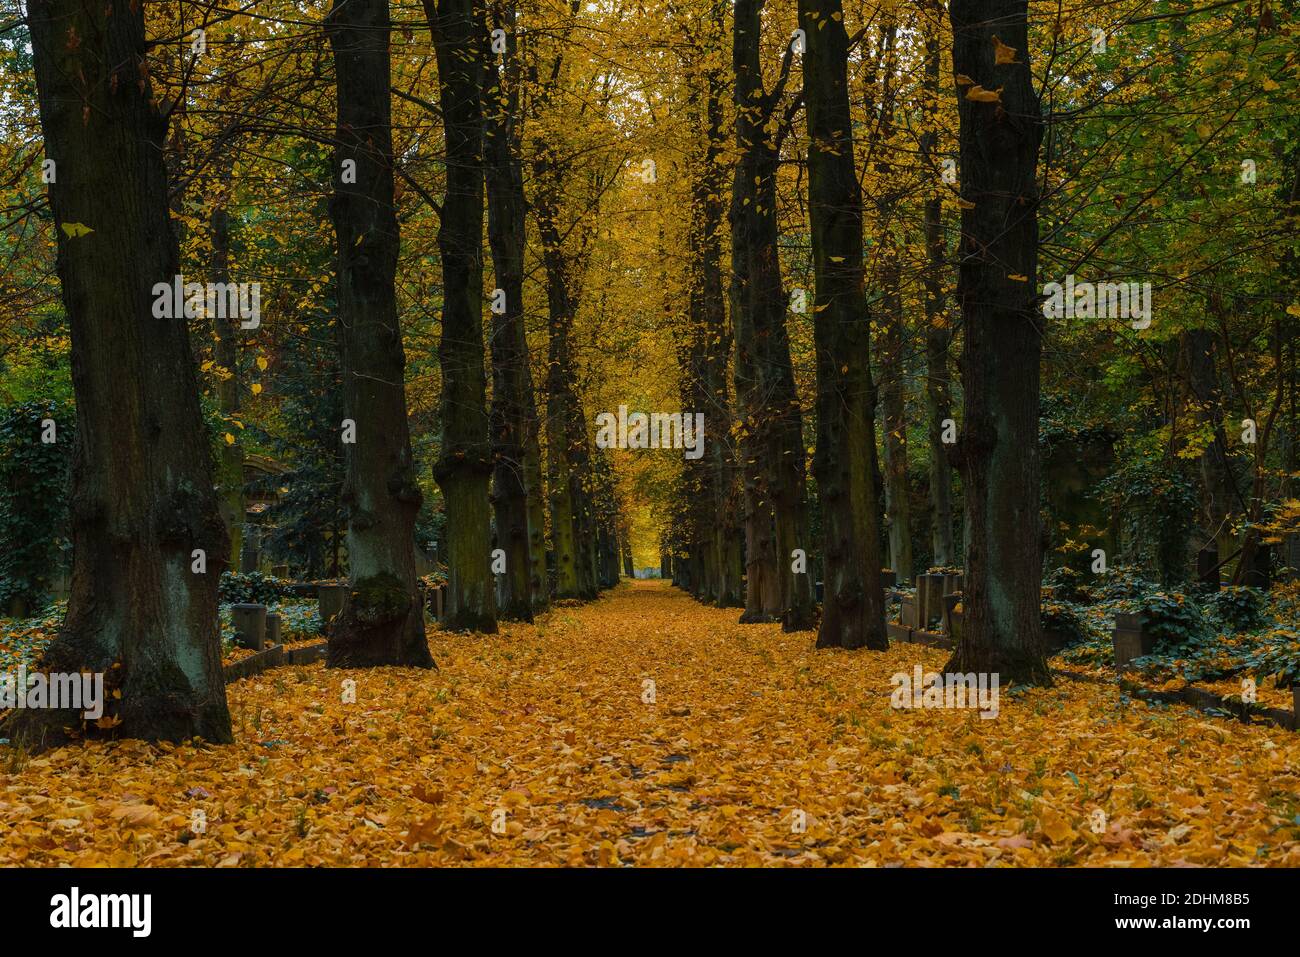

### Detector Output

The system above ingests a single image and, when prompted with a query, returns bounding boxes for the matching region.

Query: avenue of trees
[0,0,1296,748]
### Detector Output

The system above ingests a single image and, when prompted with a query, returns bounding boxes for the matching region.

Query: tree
[3,0,233,749]
[483,0,537,621]
[800,0,888,650]
[730,0,813,630]
[943,0,1049,683]
[918,0,956,569]
[325,0,435,666]
[428,0,498,632]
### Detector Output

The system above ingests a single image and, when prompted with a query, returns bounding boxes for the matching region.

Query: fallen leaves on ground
[2,581,1297,867]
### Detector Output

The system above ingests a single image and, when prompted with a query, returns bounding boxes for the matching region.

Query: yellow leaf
[224,433,236,445]
[955,74,975,86]
[966,85,1003,103]
[256,356,269,371]
[60,222,94,238]
[1039,807,1076,844]
[992,36,1019,64]
[251,383,263,395]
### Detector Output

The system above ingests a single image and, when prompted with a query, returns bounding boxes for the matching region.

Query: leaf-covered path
[3,580,1298,866]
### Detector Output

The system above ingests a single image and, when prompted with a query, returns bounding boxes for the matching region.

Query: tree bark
[326,0,435,665]
[731,0,813,628]
[919,8,956,567]
[428,0,498,633]
[4,0,233,750]
[943,0,1049,684]
[800,0,888,650]
[483,2,535,621]
[209,160,245,571]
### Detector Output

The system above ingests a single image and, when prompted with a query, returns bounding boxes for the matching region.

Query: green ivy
[0,400,73,613]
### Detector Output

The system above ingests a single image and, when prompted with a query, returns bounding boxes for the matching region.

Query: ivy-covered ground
[1,580,1297,867]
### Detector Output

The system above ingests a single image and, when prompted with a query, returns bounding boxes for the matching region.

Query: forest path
[3,579,1297,866]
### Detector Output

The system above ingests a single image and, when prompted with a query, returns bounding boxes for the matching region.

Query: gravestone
[922,573,946,628]
[1196,545,1220,589]
[266,612,282,647]
[1112,612,1153,670]
[1241,545,1272,589]
[231,603,267,651]
[915,576,931,628]
[271,564,289,580]
[900,596,918,629]
[1284,533,1300,581]
[318,584,347,627]
[239,524,261,574]
[815,580,824,602]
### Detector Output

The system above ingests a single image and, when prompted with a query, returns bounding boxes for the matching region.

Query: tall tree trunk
[326,0,435,665]
[210,160,245,571]
[532,140,594,602]
[801,0,888,650]
[943,0,1049,684]
[428,0,498,633]
[920,8,956,568]
[879,274,913,582]
[731,0,811,628]
[540,239,582,600]
[4,0,232,750]
[1179,326,1237,560]
[680,58,732,606]
[621,519,634,577]
[483,2,534,621]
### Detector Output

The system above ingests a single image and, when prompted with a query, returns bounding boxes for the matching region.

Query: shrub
[1041,599,1093,650]
[219,571,291,605]
[1203,586,1269,633]
[1137,591,1210,651]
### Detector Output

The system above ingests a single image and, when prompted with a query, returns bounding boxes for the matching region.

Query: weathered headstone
[1284,533,1300,581]
[900,596,918,629]
[915,576,931,627]
[1112,612,1153,670]
[266,612,282,647]
[271,563,289,580]
[1241,545,1272,589]
[922,573,946,628]
[231,603,267,651]
[1196,545,1220,589]
[239,524,261,574]
[318,584,347,627]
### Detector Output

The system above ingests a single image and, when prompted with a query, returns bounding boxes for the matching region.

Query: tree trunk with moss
[484,2,535,621]
[732,0,812,628]
[428,0,498,633]
[2,0,233,751]
[801,0,888,650]
[943,0,1049,684]
[326,0,435,665]
[920,7,956,568]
